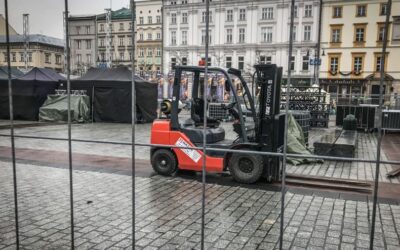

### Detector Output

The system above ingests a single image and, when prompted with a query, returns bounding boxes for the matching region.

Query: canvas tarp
[0,67,65,120]
[67,67,157,123]
[39,95,90,123]
[287,113,322,165]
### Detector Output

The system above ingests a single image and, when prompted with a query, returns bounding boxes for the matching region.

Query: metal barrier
[1,0,394,250]
[382,109,400,131]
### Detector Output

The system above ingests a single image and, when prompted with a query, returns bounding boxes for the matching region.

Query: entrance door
[371,85,386,104]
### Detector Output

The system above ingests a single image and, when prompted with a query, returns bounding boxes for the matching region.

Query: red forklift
[150,64,285,183]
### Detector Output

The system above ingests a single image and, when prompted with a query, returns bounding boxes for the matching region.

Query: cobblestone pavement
[1,161,400,250]
[287,130,399,184]
[0,122,398,184]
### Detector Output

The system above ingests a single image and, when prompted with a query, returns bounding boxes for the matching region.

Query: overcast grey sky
[0,0,132,39]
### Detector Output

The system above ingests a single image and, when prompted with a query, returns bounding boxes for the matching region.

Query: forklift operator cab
[167,66,253,145]
[151,64,285,184]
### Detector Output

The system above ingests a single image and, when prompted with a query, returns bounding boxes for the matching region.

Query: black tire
[151,149,178,176]
[228,153,263,184]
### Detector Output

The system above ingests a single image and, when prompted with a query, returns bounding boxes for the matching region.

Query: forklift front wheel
[151,149,178,176]
[228,154,263,184]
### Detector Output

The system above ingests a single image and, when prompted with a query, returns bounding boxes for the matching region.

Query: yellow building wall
[0,48,64,72]
[320,0,400,93]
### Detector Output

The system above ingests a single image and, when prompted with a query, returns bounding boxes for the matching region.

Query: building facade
[96,8,132,69]
[0,34,64,72]
[68,15,97,75]
[319,0,400,97]
[69,1,162,78]
[136,0,163,76]
[163,0,321,84]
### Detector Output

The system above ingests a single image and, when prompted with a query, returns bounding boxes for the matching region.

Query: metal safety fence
[1,0,397,250]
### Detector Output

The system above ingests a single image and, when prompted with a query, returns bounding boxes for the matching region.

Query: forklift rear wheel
[151,149,177,176]
[228,154,263,184]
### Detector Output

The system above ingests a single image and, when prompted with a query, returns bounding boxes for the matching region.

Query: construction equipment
[150,64,285,183]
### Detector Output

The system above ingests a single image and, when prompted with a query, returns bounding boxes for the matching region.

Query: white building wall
[163,0,319,83]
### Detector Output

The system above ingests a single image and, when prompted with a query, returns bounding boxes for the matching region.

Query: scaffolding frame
[22,14,29,70]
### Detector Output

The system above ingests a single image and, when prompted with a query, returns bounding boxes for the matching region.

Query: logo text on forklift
[175,137,201,163]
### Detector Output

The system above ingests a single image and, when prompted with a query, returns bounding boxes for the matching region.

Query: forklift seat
[181,125,225,144]
[191,98,220,128]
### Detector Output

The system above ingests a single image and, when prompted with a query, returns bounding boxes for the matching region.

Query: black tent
[0,67,65,120]
[66,67,157,123]
[0,67,24,119]
[0,66,24,79]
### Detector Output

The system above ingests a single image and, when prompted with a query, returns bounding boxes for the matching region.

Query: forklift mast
[254,64,283,144]
[254,64,285,181]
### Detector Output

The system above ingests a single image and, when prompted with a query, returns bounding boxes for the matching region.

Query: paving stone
[150,238,168,247]
[341,243,355,250]
[136,238,153,247]
[213,239,230,249]
[292,237,309,248]
[309,237,324,247]
[1,160,400,250]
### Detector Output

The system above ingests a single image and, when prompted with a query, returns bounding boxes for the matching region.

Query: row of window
[138,15,161,25]
[169,25,313,46]
[97,52,132,63]
[45,53,62,64]
[138,66,162,76]
[3,52,32,63]
[170,5,313,24]
[169,55,310,71]
[138,48,162,57]
[99,22,133,32]
[76,54,92,64]
[75,25,91,35]
[138,32,162,41]
[332,3,388,18]
[169,1,187,5]
[330,24,387,44]
[95,48,161,63]
[98,16,162,33]
[329,53,386,74]
[76,40,92,50]
[3,52,62,65]
[98,33,162,46]
[98,36,133,47]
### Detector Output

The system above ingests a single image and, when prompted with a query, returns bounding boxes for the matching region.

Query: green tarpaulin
[287,113,322,165]
[39,95,90,123]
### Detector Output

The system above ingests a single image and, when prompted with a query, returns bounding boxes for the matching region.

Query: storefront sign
[319,78,366,85]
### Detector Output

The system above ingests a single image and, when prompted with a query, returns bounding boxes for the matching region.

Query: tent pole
[91,85,94,123]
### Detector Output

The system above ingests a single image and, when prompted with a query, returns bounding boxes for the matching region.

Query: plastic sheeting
[39,95,90,123]
[287,113,322,165]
